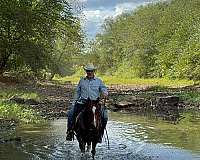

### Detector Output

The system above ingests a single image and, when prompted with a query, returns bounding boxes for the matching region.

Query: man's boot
[97,128,105,143]
[97,135,102,143]
[66,129,73,141]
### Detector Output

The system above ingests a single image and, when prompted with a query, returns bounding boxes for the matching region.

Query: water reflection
[110,112,200,154]
[0,112,200,160]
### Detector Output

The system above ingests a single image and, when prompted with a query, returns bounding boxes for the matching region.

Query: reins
[102,98,110,150]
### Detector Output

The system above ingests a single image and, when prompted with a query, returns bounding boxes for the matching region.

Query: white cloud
[80,0,153,38]
[83,9,113,20]
[83,10,102,21]
[81,9,113,27]
[81,2,137,31]
[114,2,138,17]
[81,9,114,37]
[78,0,88,2]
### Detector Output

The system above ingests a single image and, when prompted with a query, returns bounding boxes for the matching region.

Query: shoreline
[0,80,199,125]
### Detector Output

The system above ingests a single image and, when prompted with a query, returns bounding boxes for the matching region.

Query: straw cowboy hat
[83,63,96,71]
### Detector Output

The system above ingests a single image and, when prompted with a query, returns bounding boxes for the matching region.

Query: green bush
[0,101,44,124]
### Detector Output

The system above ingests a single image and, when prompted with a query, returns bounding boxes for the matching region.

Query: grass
[0,87,42,101]
[53,75,194,88]
[0,86,44,124]
[0,101,44,124]
[177,91,200,103]
[102,76,194,87]
[53,75,200,104]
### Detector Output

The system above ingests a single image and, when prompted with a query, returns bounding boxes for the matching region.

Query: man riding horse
[66,64,108,142]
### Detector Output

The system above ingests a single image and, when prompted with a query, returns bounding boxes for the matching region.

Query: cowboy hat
[83,63,96,71]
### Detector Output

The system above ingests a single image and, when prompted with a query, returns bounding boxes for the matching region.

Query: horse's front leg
[77,136,86,153]
[91,141,97,159]
[86,142,91,152]
[80,141,86,153]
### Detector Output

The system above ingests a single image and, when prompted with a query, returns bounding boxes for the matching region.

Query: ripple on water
[0,118,200,160]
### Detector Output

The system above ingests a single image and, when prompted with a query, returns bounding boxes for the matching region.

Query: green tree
[88,0,200,80]
[0,0,83,78]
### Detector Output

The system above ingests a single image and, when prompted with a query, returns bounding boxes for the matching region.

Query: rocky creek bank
[1,82,200,143]
[107,84,200,122]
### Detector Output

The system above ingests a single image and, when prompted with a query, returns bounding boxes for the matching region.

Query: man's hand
[102,92,108,99]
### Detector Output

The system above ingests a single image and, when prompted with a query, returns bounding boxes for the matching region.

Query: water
[0,112,200,160]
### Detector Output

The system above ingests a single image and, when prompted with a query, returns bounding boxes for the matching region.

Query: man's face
[86,70,95,78]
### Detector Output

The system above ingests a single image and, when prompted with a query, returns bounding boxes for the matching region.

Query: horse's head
[84,100,101,131]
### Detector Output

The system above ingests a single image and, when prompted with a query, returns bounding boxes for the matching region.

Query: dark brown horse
[74,99,102,159]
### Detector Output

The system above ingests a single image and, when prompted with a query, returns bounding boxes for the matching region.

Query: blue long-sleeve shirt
[75,76,108,101]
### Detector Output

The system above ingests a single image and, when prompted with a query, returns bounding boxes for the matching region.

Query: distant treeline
[86,0,200,80]
[0,0,83,80]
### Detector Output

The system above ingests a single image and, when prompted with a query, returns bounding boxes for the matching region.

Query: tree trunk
[0,50,11,75]
[0,57,8,75]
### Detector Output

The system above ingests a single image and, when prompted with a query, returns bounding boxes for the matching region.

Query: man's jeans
[67,102,108,130]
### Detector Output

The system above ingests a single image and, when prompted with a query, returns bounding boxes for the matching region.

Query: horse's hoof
[86,145,91,152]
[91,150,96,159]
[81,150,85,154]
[91,150,96,154]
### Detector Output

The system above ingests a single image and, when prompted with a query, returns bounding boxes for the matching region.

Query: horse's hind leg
[91,142,97,159]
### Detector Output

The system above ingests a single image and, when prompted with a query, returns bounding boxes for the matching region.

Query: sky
[75,0,157,39]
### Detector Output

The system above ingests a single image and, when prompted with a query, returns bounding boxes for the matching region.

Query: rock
[0,81,5,85]
[1,137,21,143]
[115,101,133,109]
[25,99,39,105]
[155,96,180,122]
[156,96,179,106]
[9,96,25,104]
